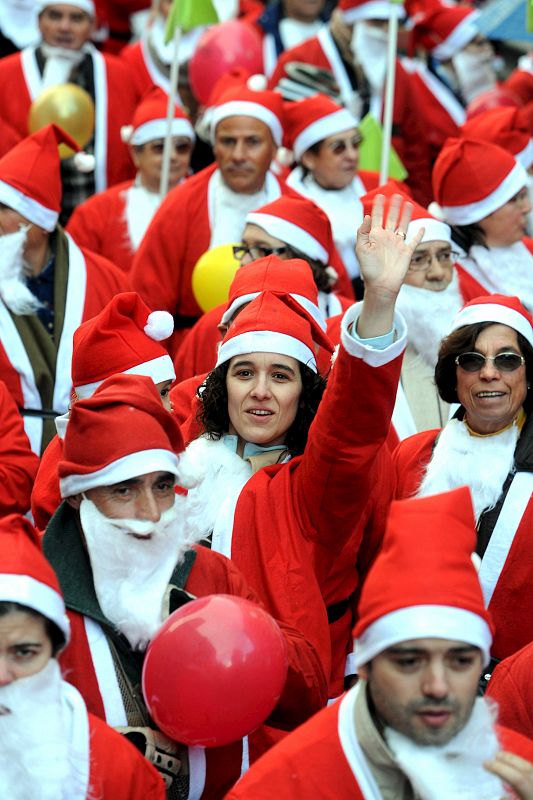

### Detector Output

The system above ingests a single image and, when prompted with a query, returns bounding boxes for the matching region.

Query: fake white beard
[385,698,505,800]
[451,49,497,105]
[124,183,162,252]
[417,417,519,521]
[465,243,533,313]
[395,272,463,368]
[351,22,388,94]
[40,43,88,90]
[0,226,43,315]
[80,495,200,650]
[0,660,85,800]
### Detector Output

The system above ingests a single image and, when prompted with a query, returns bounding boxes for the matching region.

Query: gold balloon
[28,83,95,159]
[192,244,240,313]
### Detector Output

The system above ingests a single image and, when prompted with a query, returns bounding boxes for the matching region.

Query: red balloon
[142,595,288,747]
[189,21,264,106]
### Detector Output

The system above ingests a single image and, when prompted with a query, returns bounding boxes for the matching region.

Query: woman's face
[456,324,528,434]
[240,224,291,265]
[0,610,53,686]
[301,127,360,190]
[226,353,303,447]
[478,186,531,247]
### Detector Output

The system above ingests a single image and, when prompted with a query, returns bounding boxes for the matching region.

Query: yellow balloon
[28,83,95,159]
[192,244,240,313]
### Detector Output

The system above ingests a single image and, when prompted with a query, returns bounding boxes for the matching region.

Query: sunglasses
[232,244,291,260]
[147,140,193,155]
[408,250,459,271]
[325,134,363,156]
[455,352,525,372]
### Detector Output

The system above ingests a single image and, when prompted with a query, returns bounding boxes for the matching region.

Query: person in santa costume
[43,372,327,797]
[224,486,533,800]
[131,77,293,351]
[66,86,195,273]
[0,123,128,456]
[0,0,137,224]
[31,290,177,532]
[269,0,433,205]
[0,512,165,799]
[172,195,354,385]
[393,294,533,668]
[0,380,40,516]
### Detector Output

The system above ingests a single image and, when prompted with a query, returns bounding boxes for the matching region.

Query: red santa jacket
[130,164,294,351]
[0,46,137,192]
[486,641,533,741]
[0,380,39,516]
[120,39,170,97]
[268,28,433,205]
[224,688,533,799]
[0,233,129,454]
[0,118,20,157]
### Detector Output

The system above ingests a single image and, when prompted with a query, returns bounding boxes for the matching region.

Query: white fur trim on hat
[450,302,533,346]
[246,211,329,263]
[60,448,181,497]
[432,11,480,61]
[220,292,327,331]
[354,604,493,668]
[341,1,404,24]
[211,101,283,146]
[406,217,451,245]
[293,108,359,161]
[0,179,57,231]
[216,330,317,372]
[144,310,174,341]
[515,138,533,170]
[37,0,95,15]
[130,118,195,147]
[440,161,527,225]
[0,574,70,640]
[74,355,176,398]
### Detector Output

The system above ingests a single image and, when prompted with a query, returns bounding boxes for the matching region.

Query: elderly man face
[214,116,277,195]
[39,4,93,50]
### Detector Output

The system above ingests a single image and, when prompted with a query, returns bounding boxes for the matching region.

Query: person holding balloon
[43,372,328,798]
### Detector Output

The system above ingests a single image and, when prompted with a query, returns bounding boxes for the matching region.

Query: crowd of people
[0,0,533,797]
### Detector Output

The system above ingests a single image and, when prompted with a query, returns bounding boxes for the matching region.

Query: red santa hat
[411,5,480,61]
[0,123,79,232]
[284,95,359,161]
[72,292,175,399]
[59,374,190,498]
[339,0,405,24]
[361,181,452,245]
[37,0,94,16]
[220,253,325,331]
[353,487,494,668]
[461,107,533,170]
[449,294,533,346]
[210,75,285,146]
[432,137,527,226]
[217,290,333,372]
[0,514,70,641]
[121,87,195,147]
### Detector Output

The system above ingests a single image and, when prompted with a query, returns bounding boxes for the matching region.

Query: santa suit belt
[174,313,201,330]
[19,407,61,419]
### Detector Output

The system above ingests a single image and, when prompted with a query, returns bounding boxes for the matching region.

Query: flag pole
[159,24,182,200]
[379,2,403,185]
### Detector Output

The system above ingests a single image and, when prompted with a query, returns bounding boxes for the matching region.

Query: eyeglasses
[455,352,525,372]
[408,250,459,272]
[146,140,193,155]
[325,133,363,156]
[232,244,291,261]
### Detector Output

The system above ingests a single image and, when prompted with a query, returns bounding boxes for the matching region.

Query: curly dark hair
[196,360,327,456]
[450,222,487,253]
[435,321,533,413]
[0,600,66,656]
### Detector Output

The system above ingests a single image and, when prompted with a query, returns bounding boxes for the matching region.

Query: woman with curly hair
[177,194,424,697]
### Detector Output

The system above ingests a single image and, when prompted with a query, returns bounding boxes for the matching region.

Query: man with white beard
[0,124,128,455]
[0,512,165,799]
[0,0,138,223]
[43,372,327,798]
[225,487,533,800]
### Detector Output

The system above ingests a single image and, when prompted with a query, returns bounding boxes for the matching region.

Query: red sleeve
[31,434,63,532]
[392,430,438,499]
[0,381,39,515]
[173,307,223,383]
[487,650,533,741]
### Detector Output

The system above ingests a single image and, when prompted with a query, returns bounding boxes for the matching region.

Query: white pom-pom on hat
[144,310,174,341]
[276,146,294,166]
[325,266,338,287]
[121,125,134,144]
[73,151,95,173]
[247,74,268,92]
[428,201,446,221]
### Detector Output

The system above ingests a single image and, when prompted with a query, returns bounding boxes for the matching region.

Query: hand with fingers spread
[485,752,533,799]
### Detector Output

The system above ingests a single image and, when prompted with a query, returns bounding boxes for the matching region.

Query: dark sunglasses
[232,244,291,260]
[455,352,525,372]
[326,134,363,156]
[148,141,193,155]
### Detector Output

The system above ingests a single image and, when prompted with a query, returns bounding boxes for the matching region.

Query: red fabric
[269,35,433,205]
[487,642,533,741]
[505,69,533,107]
[32,434,63,532]
[224,696,533,799]
[66,181,134,272]
[0,50,137,189]
[456,263,490,301]
[0,381,39,516]
[88,712,165,798]
[120,41,160,98]
[0,119,20,158]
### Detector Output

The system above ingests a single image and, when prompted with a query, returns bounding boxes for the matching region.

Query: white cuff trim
[340,302,407,367]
